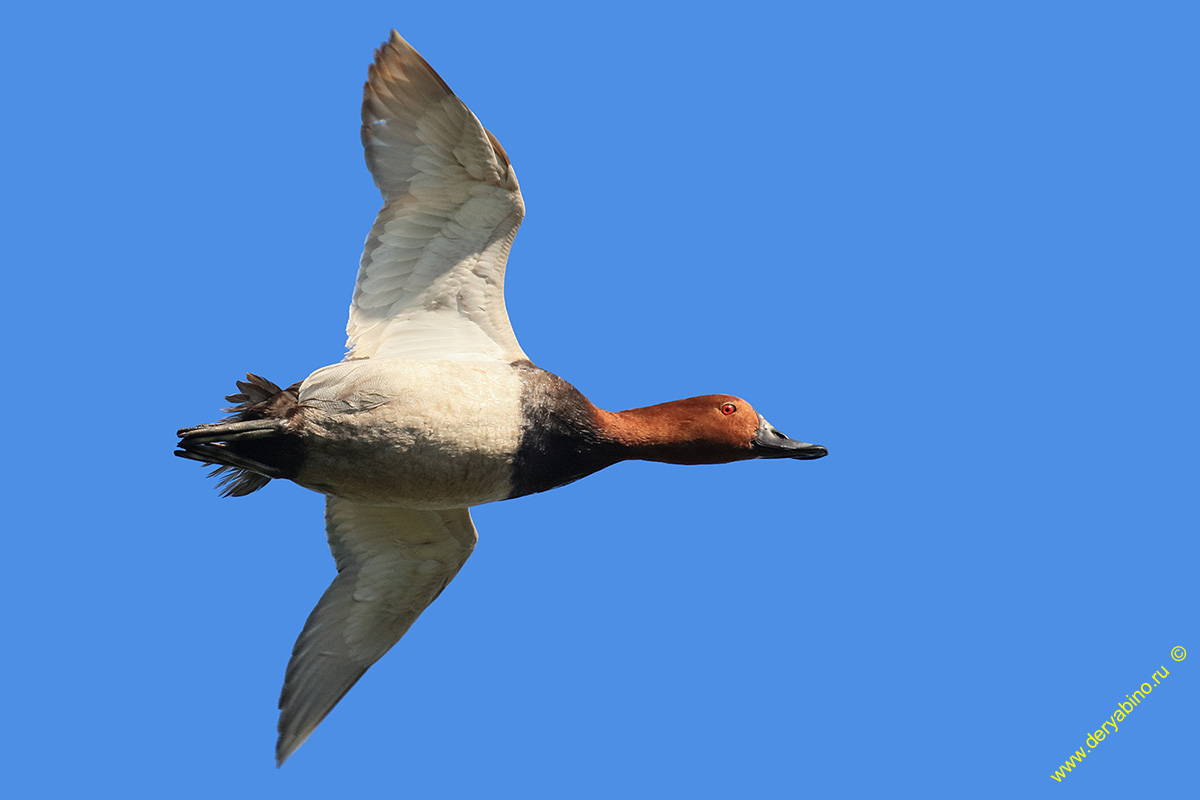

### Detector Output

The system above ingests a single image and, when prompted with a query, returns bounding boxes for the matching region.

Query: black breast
[509,362,619,499]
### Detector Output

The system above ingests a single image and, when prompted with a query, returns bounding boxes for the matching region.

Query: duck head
[603,395,828,466]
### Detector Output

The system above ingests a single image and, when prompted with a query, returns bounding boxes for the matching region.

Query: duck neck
[597,402,725,466]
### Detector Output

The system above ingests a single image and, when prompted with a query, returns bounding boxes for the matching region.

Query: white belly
[292,359,524,508]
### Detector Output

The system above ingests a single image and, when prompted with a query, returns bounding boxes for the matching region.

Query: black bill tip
[752,414,828,460]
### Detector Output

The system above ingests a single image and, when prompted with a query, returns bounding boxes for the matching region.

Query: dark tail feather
[176,441,281,496]
[224,373,287,416]
[176,373,302,497]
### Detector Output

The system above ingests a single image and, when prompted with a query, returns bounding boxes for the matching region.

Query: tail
[176,373,303,497]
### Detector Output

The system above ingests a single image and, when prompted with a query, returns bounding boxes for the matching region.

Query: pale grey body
[294,359,525,508]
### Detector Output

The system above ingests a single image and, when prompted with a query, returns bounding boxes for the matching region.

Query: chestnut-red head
[602,395,827,466]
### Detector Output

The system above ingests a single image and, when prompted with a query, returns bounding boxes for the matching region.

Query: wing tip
[387,29,410,52]
[372,29,454,96]
[275,734,305,768]
[363,28,515,177]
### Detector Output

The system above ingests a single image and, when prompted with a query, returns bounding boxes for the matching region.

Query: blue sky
[4,2,1196,797]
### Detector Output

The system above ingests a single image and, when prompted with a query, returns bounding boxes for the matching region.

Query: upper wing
[347,31,528,363]
[275,496,478,766]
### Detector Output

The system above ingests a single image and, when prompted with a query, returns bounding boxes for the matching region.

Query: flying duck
[176,31,827,766]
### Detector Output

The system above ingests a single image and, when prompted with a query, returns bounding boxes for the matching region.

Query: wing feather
[275,497,477,765]
[347,31,527,362]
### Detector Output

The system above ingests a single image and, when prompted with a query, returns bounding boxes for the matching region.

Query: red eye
[721,403,737,416]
